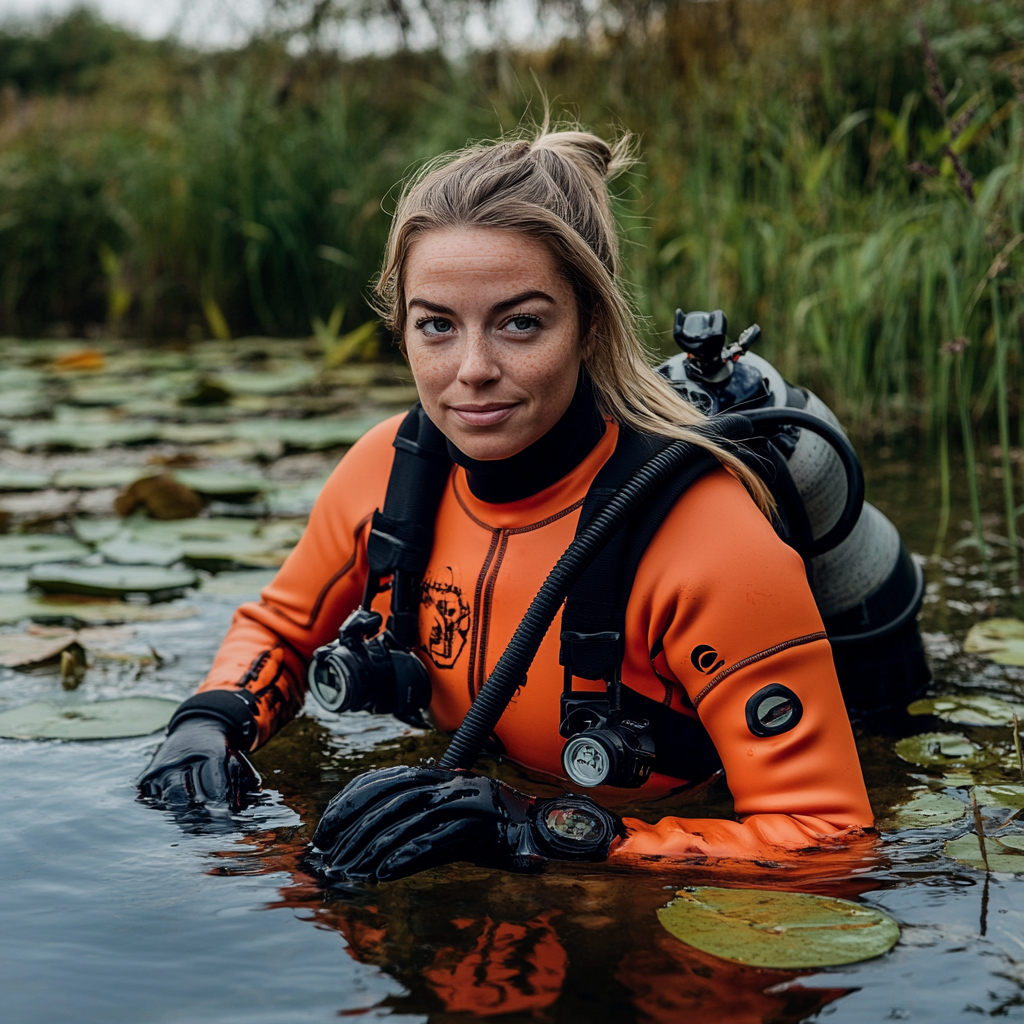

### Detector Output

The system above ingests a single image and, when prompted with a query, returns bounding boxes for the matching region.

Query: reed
[0,3,1022,553]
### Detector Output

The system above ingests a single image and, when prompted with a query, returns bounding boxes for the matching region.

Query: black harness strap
[559,414,760,782]
[364,405,451,648]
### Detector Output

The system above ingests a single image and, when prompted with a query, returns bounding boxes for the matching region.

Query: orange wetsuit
[196,413,873,864]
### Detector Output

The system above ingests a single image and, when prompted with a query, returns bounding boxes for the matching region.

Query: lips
[448,403,518,427]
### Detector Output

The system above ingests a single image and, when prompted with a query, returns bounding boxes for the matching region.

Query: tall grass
[0,2,1022,567]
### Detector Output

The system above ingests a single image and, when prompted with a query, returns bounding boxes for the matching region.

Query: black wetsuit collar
[447,373,606,504]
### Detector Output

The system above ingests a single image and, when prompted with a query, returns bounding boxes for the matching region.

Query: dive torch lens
[307,648,354,712]
[562,734,612,787]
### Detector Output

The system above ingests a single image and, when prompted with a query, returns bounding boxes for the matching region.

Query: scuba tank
[654,310,930,718]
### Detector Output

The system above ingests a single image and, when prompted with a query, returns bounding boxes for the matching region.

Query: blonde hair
[373,124,772,513]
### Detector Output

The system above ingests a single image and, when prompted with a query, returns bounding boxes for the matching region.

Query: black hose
[439,442,716,771]
[741,408,865,557]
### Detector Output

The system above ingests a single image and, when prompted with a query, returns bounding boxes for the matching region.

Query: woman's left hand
[312,765,623,882]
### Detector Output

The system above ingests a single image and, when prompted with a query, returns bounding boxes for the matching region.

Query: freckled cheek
[406,342,457,401]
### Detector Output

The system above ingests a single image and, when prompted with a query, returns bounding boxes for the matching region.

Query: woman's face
[403,227,583,462]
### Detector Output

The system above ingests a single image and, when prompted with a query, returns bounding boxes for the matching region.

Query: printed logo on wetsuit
[690,644,724,675]
[420,568,470,669]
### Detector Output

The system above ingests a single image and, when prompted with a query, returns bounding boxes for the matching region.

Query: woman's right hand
[138,717,261,815]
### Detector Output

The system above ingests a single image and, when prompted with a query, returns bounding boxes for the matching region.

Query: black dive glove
[138,717,261,814]
[312,765,624,882]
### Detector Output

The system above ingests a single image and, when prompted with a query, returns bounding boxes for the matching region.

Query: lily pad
[174,470,272,496]
[0,535,90,568]
[0,592,196,626]
[972,784,1024,809]
[964,619,1024,666]
[894,732,991,768]
[0,469,52,491]
[200,569,277,600]
[52,467,146,490]
[97,535,185,567]
[0,697,177,740]
[8,421,162,450]
[0,632,78,667]
[72,518,123,544]
[657,887,900,969]
[232,414,388,450]
[893,791,966,829]
[908,695,1024,727]
[944,833,1024,872]
[127,517,297,568]
[28,562,197,599]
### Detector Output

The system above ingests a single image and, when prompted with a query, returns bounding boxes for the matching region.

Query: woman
[140,126,873,879]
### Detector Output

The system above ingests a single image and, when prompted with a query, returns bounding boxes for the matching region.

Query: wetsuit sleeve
[186,416,403,749]
[610,470,874,867]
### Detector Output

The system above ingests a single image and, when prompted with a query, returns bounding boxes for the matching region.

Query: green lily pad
[657,887,900,969]
[0,592,197,626]
[232,414,388,450]
[0,535,90,568]
[28,562,197,599]
[0,469,52,491]
[944,833,1024,872]
[973,784,1024,809]
[908,695,1024,727]
[964,619,1024,666]
[0,389,49,417]
[51,467,146,490]
[216,366,316,395]
[8,421,162,450]
[894,732,991,768]
[173,470,272,496]
[126,517,298,568]
[893,791,966,829]
[266,478,328,516]
[97,535,185,567]
[0,697,177,740]
[200,569,277,600]
[72,518,123,544]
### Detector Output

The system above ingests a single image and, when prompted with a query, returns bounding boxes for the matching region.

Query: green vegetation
[0,1,1022,561]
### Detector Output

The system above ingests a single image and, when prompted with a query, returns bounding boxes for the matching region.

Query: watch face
[544,806,604,844]
[745,684,803,737]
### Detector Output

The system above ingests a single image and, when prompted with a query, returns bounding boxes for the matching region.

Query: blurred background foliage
[1,0,1023,435]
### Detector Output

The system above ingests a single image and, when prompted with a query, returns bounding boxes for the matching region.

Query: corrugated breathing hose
[438,438,720,771]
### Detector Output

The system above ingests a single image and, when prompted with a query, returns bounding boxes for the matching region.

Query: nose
[456,330,501,388]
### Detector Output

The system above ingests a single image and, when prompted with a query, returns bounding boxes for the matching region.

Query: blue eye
[506,315,540,333]
[418,317,454,336]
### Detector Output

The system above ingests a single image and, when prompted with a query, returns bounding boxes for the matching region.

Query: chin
[448,428,529,461]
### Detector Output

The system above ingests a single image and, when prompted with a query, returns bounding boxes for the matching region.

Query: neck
[447,373,605,504]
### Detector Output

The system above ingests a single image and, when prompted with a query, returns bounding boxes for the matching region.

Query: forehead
[403,228,563,296]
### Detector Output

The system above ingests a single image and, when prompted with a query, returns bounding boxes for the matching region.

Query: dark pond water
[2,339,1024,1022]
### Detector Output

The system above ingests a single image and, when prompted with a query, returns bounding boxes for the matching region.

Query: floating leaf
[0,469,51,491]
[217,365,316,395]
[0,592,196,626]
[127,517,297,568]
[964,619,1024,666]
[894,732,991,768]
[72,518,123,544]
[944,833,1024,872]
[232,414,388,450]
[28,562,197,599]
[0,632,78,668]
[908,695,1024,727]
[0,697,176,740]
[893,791,966,829]
[52,467,145,490]
[174,470,272,496]
[114,475,203,520]
[973,784,1024,809]
[200,569,277,600]
[657,887,900,969]
[97,535,184,567]
[0,535,90,568]
[8,421,161,450]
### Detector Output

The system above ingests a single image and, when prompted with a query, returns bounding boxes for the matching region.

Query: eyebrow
[406,290,557,316]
